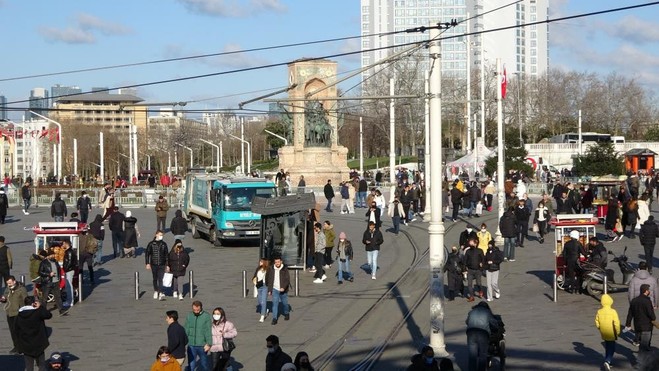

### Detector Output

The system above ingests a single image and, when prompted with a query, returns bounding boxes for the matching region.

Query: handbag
[162,272,173,288]
[532,223,539,233]
[222,323,236,351]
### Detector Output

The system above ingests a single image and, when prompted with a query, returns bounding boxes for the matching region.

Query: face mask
[300,362,310,368]
[425,356,434,365]
[156,236,163,241]
[481,228,486,232]
[213,314,222,321]
[466,228,472,233]
[161,356,170,363]
[339,239,345,243]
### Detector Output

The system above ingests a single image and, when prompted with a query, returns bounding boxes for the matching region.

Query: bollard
[604,275,608,295]
[20,275,25,285]
[78,273,83,303]
[295,269,299,297]
[189,270,194,299]
[135,272,139,300]
[553,273,557,303]
[242,270,247,298]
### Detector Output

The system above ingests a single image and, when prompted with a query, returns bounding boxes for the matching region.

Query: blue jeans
[503,237,516,260]
[358,191,367,207]
[94,240,104,264]
[604,340,615,364]
[325,198,333,211]
[467,329,489,371]
[392,216,401,234]
[54,215,64,222]
[367,250,379,276]
[23,198,31,212]
[271,289,289,320]
[111,231,124,257]
[338,259,352,281]
[257,285,268,316]
[467,201,476,216]
[187,345,209,371]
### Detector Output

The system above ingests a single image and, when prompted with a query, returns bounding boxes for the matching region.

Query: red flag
[501,66,507,99]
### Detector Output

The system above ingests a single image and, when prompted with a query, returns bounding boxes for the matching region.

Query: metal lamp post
[176,143,193,170]
[199,139,220,173]
[29,111,62,184]
[228,134,250,175]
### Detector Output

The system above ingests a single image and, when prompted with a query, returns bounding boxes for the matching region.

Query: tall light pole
[495,58,506,245]
[465,13,471,155]
[228,134,251,175]
[424,71,431,221]
[428,28,447,357]
[176,143,193,169]
[200,139,220,173]
[139,151,151,171]
[99,132,105,182]
[240,117,245,174]
[73,139,78,178]
[359,117,364,175]
[389,77,396,194]
[29,110,62,184]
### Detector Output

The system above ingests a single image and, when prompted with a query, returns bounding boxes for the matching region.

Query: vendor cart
[551,214,599,301]
[32,222,86,305]
[589,177,625,223]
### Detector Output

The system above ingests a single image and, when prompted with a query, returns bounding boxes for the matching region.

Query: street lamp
[228,134,250,175]
[199,139,220,173]
[176,143,193,168]
[29,110,62,184]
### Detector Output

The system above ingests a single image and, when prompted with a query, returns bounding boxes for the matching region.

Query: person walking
[0,236,12,289]
[168,240,189,300]
[155,195,170,232]
[252,258,269,323]
[514,199,531,247]
[184,300,212,371]
[444,246,464,301]
[362,221,384,280]
[499,207,518,262]
[76,191,92,223]
[339,182,350,214]
[266,256,291,325]
[108,206,125,259]
[79,230,97,285]
[323,220,336,269]
[627,261,659,308]
[312,223,327,284]
[210,307,237,371]
[639,215,659,274]
[323,179,334,212]
[484,241,504,302]
[450,180,464,222]
[60,240,77,308]
[365,201,381,230]
[466,301,501,371]
[625,284,659,351]
[50,193,67,222]
[88,214,105,266]
[533,200,550,244]
[0,189,8,224]
[166,310,188,366]
[21,181,31,215]
[38,250,68,316]
[464,237,484,302]
[563,230,587,294]
[123,210,140,258]
[294,351,315,371]
[476,224,492,256]
[145,230,170,301]
[15,296,53,371]
[1,275,28,354]
[170,210,188,241]
[336,232,354,284]
[388,197,405,235]
[265,334,292,371]
[595,294,621,371]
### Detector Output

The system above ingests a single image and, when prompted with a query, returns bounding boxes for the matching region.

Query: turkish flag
[501,66,507,99]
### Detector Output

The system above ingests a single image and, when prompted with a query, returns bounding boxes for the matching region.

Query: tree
[263,120,288,150]
[572,142,624,176]
[483,136,532,178]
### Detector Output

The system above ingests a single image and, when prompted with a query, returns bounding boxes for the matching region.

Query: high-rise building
[360,0,548,79]
[29,88,49,119]
[51,84,82,106]
[0,95,7,120]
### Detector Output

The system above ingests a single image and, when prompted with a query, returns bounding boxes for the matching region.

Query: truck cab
[183,174,276,246]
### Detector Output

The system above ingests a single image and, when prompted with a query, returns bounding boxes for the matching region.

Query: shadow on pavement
[526,269,554,286]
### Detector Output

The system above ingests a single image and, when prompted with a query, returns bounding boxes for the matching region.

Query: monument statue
[304,100,331,147]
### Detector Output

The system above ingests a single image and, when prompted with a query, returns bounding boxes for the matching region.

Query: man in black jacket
[165,310,188,366]
[587,236,607,270]
[38,250,68,316]
[50,193,67,222]
[499,207,518,262]
[145,230,169,301]
[450,181,464,222]
[76,191,92,223]
[459,226,478,249]
[563,230,587,294]
[61,240,77,308]
[170,209,188,241]
[266,256,291,325]
[639,215,659,274]
[16,296,53,370]
[323,179,334,212]
[108,207,125,259]
[265,334,292,371]
[625,284,659,351]
[363,222,384,280]
[88,214,105,267]
[514,199,531,247]
[463,237,484,302]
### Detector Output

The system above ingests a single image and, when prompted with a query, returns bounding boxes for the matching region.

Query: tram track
[312,213,499,370]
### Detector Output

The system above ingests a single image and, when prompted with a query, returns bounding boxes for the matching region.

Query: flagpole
[494,59,506,245]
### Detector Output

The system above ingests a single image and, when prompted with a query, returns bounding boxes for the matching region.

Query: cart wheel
[47,293,55,303]
[556,274,565,290]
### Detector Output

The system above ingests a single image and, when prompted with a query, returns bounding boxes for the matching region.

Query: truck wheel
[209,227,222,247]
[191,219,200,239]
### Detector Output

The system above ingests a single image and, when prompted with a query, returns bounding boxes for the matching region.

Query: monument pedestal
[279,146,350,186]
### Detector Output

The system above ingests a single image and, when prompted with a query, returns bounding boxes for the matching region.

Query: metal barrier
[78,273,83,303]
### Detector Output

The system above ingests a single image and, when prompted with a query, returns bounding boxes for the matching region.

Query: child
[335,232,353,283]
[595,294,621,370]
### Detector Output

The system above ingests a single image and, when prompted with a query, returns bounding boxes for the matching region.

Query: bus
[549,132,623,144]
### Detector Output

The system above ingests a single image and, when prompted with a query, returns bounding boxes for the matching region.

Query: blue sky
[1,0,658,119]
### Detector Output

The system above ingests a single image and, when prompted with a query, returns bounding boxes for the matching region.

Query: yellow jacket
[477,230,492,255]
[595,294,621,341]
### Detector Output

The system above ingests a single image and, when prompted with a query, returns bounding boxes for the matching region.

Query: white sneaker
[173,291,178,298]
[313,278,324,283]
[340,211,346,214]
[259,315,265,323]
[159,293,165,301]
[372,275,376,280]
[494,293,500,299]
[321,274,327,281]
[153,291,159,299]
[25,211,30,215]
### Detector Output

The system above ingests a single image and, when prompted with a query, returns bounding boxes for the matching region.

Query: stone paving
[0,196,658,370]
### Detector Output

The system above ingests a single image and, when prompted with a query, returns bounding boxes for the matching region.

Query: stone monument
[278,59,350,186]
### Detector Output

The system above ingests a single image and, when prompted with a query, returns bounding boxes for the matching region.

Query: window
[531,57,537,65]
[531,48,537,56]
[362,5,369,14]
[531,40,537,47]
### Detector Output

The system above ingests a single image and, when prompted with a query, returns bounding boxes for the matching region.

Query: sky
[1,0,658,120]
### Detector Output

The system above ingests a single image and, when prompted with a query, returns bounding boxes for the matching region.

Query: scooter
[580,246,636,299]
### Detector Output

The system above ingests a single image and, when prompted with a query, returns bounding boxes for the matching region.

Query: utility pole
[389,77,396,196]
[494,58,505,245]
[466,13,471,155]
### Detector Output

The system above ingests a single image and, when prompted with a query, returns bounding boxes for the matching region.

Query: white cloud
[601,15,659,45]
[336,38,361,63]
[38,13,131,44]
[178,0,286,17]
[38,26,96,44]
[162,43,270,69]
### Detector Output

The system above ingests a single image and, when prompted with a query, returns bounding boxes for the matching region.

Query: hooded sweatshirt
[595,294,621,341]
[628,269,659,306]
[170,210,188,235]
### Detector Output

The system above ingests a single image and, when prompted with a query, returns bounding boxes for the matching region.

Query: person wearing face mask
[476,224,491,256]
[388,197,405,235]
[150,346,181,371]
[209,307,238,371]
[145,230,170,300]
[76,190,92,224]
[533,201,550,244]
[335,232,354,284]
[184,301,212,371]
[484,241,504,302]
[123,210,140,258]
[406,345,440,370]
[458,226,478,250]
[463,237,484,302]
[514,199,531,248]
[294,351,315,371]
[266,256,291,325]
[265,334,292,371]
[252,258,270,322]
[168,240,190,300]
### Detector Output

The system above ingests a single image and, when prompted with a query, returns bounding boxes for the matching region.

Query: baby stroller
[487,314,506,370]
